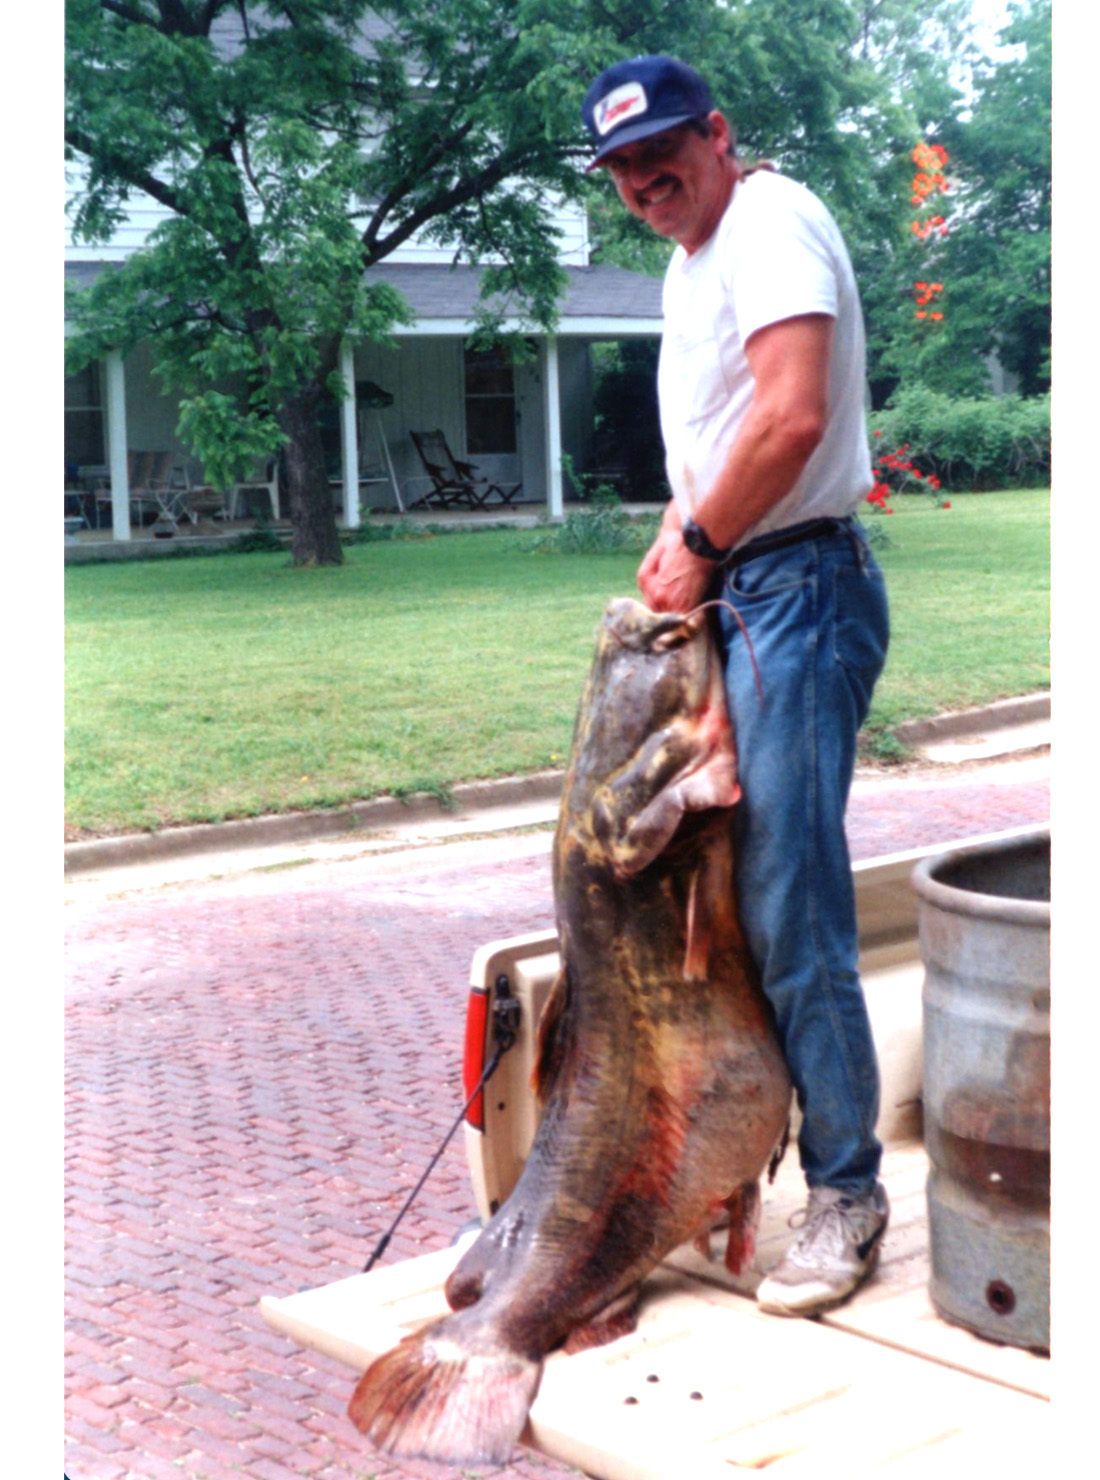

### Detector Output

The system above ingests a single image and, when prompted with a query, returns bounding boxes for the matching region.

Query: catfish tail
[348,1312,540,1464]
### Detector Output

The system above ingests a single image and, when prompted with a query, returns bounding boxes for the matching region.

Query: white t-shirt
[657,169,872,543]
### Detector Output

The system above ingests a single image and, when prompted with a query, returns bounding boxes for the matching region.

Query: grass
[64,489,1049,838]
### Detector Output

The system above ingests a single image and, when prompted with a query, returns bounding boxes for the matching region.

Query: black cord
[362,1035,513,1273]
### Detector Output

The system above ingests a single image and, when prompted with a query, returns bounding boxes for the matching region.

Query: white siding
[348,340,467,507]
[66,159,589,268]
[65,163,173,261]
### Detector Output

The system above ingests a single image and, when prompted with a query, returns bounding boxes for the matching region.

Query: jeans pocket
[720,563,816,671]
[725,552,815,605]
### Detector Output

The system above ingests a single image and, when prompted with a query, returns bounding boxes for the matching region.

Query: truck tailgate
[261,1139,1049,1475]
[261,831,1050,1474]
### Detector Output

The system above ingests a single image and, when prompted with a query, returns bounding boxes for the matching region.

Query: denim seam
[802,551,873,1180]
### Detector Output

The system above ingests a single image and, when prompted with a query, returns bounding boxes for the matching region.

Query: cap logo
[595,82,648,136]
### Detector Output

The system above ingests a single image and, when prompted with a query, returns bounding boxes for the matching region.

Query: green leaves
[66,0,1051,567]
[933,0,1051,395]
[176,390,281,491]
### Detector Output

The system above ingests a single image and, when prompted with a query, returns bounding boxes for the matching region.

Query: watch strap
[681,517,734,563]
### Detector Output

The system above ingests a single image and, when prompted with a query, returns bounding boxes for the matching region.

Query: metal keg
[911,829,1050,1352]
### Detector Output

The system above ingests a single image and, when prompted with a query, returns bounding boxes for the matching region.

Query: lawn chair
[228,456,280,521]
[93,451,187,527]
[408,429,522,510]
[182,483,229,524]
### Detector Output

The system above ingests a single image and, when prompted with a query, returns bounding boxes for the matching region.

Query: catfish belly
[347,597,791,1465]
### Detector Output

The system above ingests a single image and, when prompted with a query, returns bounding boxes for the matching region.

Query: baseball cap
[581,56,713,170]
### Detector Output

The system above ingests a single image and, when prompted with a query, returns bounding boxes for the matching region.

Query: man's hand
[637,525,714,613]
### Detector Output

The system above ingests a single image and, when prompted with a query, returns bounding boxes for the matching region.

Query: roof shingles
[65,261,663,330]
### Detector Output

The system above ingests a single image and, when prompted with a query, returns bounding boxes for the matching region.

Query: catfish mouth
[602,599,705,654]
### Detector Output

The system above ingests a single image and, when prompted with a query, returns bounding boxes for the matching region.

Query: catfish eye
[650,611,704,652]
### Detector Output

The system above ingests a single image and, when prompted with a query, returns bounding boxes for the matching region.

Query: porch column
[105,350,131,541]
[338,338,360,529]
[542,335,564,520]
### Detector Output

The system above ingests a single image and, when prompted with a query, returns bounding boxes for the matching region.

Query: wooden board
[667,1142,1050,1401]
[260,1144,1050,1478]
[525,1273,1049,1478]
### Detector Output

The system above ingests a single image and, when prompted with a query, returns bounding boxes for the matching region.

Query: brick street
[64,759,1049,1480]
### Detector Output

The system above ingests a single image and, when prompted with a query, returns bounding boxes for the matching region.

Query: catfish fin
[723,1180,762,1276]
[348,1315,540,1464]
[683,838,742,981]
[561,1285,641,1354]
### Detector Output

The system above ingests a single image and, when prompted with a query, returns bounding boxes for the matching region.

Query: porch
[62,498,668,562]
[65,261,665,550]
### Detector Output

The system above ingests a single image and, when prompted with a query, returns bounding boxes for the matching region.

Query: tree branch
[65,127,189,216]
[100,1,160,27]
[232,115,269,209]
[366,145,548,265]
[359,117,478,249]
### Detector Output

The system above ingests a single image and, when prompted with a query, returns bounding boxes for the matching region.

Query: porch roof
[64,260,664,339]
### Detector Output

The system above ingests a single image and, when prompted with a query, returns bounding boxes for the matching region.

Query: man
[581,55,891,1317]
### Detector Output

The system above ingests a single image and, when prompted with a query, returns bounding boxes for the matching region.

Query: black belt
[723,516,852,569]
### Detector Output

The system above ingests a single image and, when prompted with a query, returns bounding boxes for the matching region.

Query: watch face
[682,519,719,559]
[682,519,704,555]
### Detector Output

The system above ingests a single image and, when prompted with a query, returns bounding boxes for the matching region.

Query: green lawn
[64,489,1049,838]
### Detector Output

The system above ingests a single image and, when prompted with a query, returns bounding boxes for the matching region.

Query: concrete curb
[894,692,1050,743]
[65,693,1050,876]
[63,770,565,875]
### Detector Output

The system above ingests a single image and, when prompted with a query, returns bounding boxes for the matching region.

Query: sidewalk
[64,740,1049,1480]
[64,692,1050,891]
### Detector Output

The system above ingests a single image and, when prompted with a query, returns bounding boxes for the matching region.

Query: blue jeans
[715,519,890,1197]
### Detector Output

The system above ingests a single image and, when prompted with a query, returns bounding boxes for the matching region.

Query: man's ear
[708,110,735,159]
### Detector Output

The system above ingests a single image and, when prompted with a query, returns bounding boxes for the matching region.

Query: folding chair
[408,430,522,510]
[93,451,186,527]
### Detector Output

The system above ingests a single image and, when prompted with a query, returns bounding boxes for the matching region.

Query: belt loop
[841,515,867,571]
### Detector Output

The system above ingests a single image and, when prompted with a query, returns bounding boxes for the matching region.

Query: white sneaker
[756,1183,888,1317]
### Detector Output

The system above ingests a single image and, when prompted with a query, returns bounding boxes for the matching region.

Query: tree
[934,0,1051,396]
[65,0,726,565]
[858,0,1051,400]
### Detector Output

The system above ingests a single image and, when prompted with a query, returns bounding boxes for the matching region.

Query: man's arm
[638,313,833,613]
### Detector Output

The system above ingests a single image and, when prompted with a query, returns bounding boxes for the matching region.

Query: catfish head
[559,598,738,878]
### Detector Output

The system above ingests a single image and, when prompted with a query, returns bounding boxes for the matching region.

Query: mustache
[638,174,677,197]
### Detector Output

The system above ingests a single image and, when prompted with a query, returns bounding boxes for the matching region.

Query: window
[464,347,516,454]
[65,363,105,470]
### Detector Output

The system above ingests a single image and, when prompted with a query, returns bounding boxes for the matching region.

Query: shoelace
[787,1196,863,1262]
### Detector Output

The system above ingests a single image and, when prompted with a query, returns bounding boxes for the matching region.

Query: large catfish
[348,597,791,1463]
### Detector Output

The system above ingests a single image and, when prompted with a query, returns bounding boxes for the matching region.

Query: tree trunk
[277,385,345,566]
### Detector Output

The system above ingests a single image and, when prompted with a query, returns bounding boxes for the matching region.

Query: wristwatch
[681,517,734,563]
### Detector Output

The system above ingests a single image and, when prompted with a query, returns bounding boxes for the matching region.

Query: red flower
[942,501,952,509]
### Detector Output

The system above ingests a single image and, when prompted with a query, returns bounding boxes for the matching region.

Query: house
[64,257,665,538]
[64,15,665,541]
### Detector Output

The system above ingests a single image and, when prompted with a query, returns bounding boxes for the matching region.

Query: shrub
[534,492,656,555]
[230,521,287,554]
[868,388,1050,491]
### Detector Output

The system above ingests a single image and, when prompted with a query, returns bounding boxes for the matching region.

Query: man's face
[599,111,734,254]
